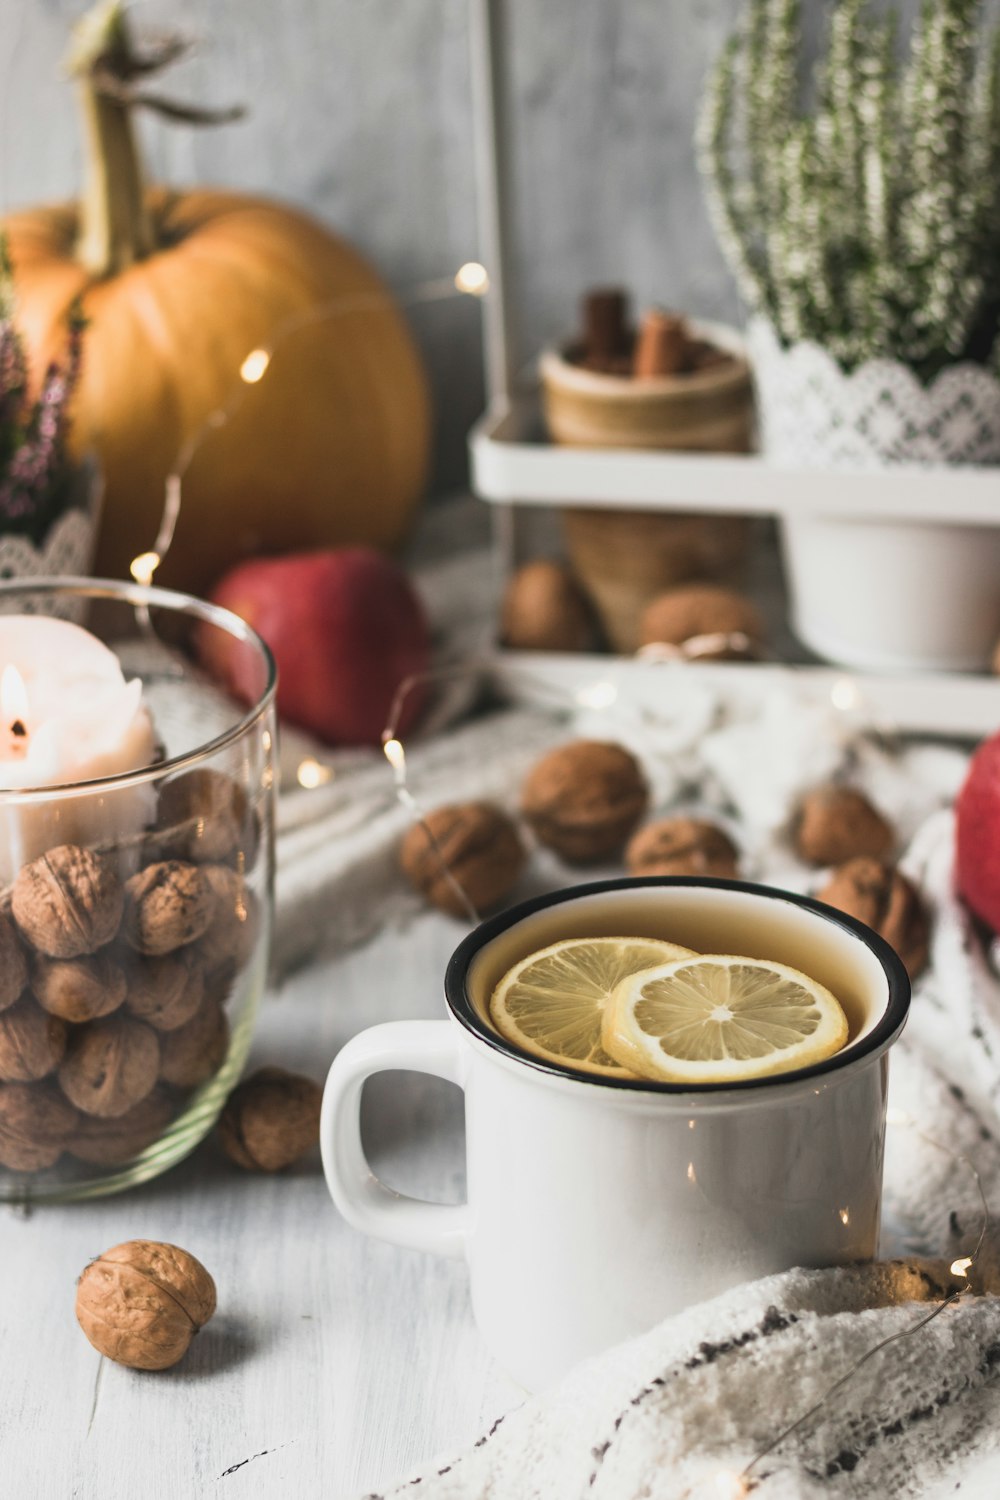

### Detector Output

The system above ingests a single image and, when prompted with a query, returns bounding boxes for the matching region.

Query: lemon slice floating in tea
[604,955,849,1084]
[490,936,695,1077]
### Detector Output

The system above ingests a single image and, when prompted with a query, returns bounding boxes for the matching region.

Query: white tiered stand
[466,3,1000,738]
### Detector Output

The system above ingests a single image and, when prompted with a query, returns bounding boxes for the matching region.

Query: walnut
[217,1067,322,1172]
[522,740,648,863]
[639,585,764,659]
[58,1015,160,1118]
[500,561,596,653]
[69,1088,176,1167]
[794,786,894,867]
[125,953,204,1032]
[399,803,526,917]
[123,862,216,956]
[195,866,260,972]
[156,769,258,869]
[32,952,126,1023]
[627,817,740,880]
[0,1082,78,1171]
[0,996,67,1082]
[76,1239,216,1370]
[817,857,930,980]
[0,914,28,1012]
[12,845,123,959]
[158,996,229,1089]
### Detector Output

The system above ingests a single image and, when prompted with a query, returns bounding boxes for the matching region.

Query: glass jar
[0,579,276,1203]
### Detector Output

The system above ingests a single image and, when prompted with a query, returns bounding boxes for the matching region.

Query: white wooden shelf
[470,393,1000,525]
[492,651,1000,740]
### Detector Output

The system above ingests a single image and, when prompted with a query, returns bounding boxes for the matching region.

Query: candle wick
[10,720,26,738]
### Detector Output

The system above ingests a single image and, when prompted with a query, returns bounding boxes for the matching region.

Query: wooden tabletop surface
[0,910,522,1499]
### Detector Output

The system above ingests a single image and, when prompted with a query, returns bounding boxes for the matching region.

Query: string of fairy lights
[126,264,993,1494]
[128,259,491,590]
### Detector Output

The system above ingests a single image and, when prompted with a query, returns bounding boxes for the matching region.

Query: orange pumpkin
[2,4,430,597]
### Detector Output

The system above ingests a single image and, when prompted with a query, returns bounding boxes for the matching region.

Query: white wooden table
[0,911,523,1499]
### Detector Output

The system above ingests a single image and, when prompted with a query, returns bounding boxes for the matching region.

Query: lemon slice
[490,936,696,1076]
[604,955,849,1084]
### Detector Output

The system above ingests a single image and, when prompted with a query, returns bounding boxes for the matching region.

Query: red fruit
[956,731,1000,931]
[206,548,429,747]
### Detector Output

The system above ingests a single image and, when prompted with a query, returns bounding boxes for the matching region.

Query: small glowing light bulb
[297,757,332,789]
[240,348,271,383]
[839,1207,850,1226]
[830,677,861,713]
[383,737,406,776]
[454,261,489,296]
[130,551,160,587]
[950,1256,973,1278]
[709,1472,749,1499]
[576,679,618,711]
[885,1108,911,1127]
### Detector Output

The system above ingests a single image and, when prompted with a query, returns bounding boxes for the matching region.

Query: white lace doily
[749,317,1000,468]
[0,509,99,619]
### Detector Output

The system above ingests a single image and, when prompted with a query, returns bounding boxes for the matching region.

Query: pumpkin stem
[70,2,155,277]
[68,2,244,277]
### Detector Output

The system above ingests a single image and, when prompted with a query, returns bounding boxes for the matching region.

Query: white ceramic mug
[321,878,910,1390]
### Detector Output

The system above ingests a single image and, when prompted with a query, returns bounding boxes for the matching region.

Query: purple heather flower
[0,234,85,535]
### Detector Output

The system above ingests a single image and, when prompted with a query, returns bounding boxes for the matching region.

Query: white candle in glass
[0,616,157,883]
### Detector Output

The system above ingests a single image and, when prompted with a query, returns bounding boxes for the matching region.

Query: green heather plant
[698,0,1000,382]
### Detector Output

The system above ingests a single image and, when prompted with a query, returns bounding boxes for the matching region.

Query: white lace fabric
[749,318,1000,468]
[0,509,98,618]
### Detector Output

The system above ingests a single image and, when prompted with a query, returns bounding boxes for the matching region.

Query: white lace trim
[749,317,1000,468]
[0,510,98,619]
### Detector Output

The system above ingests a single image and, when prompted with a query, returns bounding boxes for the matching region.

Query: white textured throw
[275,581,1000,1495]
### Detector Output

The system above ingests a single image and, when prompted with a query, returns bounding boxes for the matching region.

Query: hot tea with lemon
[489,935,849,1083]
[327,878,908,1387]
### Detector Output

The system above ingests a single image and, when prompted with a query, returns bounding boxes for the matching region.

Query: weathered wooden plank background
[3,0,998,490]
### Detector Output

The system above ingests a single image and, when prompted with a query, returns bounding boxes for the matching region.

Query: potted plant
[0,239,98,606]
[700,0,1000,672]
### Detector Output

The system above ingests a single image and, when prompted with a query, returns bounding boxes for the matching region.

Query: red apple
[956,730,1000,931]
[206,548,430,747]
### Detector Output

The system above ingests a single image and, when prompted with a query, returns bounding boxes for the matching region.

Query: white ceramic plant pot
[750,319,1000,672]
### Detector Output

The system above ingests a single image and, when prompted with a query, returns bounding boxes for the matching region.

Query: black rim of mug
[443,875,911,1094]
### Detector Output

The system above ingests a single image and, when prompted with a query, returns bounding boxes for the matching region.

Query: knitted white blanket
[276,634,1000,1498]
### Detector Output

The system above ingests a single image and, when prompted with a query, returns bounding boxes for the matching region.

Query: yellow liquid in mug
[474,889,864,1084]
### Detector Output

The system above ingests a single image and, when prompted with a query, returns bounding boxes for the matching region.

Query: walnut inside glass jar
[124,953,204,1032]
[123,862,216,956]
[195,866,260,972]
[158,996,229,1089]
[0,997,67,1082]
[32,953,127,1023]
[11,845,123,959]
[0,915,28,1013]
[156,769,257,869]
[0,1082,78,1172]
[58,1014,161,1118]
[69,1088,176,1167]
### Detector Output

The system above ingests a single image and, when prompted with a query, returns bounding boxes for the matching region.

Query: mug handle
[320,1020,470,1259]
